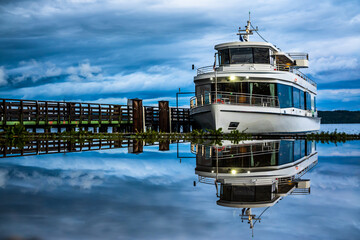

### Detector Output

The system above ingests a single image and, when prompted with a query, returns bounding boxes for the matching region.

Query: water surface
[0,129,359,240]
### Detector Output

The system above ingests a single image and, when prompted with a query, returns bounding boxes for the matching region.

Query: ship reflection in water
[194,139,317,236]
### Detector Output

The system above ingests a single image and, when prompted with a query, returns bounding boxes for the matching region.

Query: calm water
[0,126,359,240]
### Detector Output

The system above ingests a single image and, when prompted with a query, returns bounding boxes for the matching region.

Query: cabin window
[213,82,249,94]
[300,140,305,158]
[311,96,316,112]
[250,83,276,96]
[278,141,294,165]
[220,186,273,202]
[230,48,253,64]
[306,140,312,156]
[305,92,311,110]
[253,48,270,64]
[218,47,271,65]
[269,49,275,65]
[293,87,300,108]
[294,140,301,161]
[219,49,230,64]
[300,90,305,110]
[277,84,293,108]
[195,84,211,105]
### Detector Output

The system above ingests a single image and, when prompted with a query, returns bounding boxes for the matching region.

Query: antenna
[237,12,258,42]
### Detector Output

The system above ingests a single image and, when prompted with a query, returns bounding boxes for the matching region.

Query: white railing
[286,52,309,60]
[275,64,316,87]
[197,65,215,75]
[190,91,279,109]
[196,63,317,87]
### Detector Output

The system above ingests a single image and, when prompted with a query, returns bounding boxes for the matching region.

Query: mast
[237,12,258,42]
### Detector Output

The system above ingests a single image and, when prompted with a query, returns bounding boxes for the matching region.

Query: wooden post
[159,101,169,132]
[159,140,170,151]
[131,99,143,133]
[3,99,6,127]
[57,102,61,125]
[20,100,23,124]
[45,101,48,125]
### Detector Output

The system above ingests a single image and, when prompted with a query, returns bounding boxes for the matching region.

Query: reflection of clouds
[8,168,105,190]
[0,150,194,185]
[0,169,8,188]
[311,173,359,190]
[317,141,360,157]
[318,150,360,157]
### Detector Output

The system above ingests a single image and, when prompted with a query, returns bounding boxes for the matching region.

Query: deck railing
[196,64,317,87]
[190,91,279,109]
[275,64,316,87]
[197,65,215,75]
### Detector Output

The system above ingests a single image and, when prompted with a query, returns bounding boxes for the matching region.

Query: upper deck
[196,40,315,87]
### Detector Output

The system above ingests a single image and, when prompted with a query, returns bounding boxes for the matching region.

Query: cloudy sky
[0,0,359,110]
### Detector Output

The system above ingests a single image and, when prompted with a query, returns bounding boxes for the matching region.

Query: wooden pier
[0,98,193,133]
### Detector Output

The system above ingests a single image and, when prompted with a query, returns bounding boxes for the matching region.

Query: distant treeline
[318,110,360,124]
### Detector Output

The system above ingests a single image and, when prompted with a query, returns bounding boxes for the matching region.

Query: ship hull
[191,104,320,134]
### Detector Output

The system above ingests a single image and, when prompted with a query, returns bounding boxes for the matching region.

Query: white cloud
[311,56,358,72]
[0,66,7,86]
[350,14,360,24]
[10,60,63,83]
[317,89,360,102]
[66,61,103,81]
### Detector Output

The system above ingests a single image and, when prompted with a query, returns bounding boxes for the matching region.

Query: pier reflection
[193,139,317,235]
[0,139,175,158]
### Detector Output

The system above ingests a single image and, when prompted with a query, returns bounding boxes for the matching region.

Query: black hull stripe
[220,109,320,120]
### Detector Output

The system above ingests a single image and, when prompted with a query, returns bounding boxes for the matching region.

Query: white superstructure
[190,15,320,133]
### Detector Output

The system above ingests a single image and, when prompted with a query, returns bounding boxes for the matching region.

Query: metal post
[169,107,172,133]
[216,146,219,181]
[215,69,217,103]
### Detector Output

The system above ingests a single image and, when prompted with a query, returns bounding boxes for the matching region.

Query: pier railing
[0,99,132,126]
[190,91,279,109]
[0,98,193,133]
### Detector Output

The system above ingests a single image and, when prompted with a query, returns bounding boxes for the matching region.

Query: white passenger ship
[190,16,320,133]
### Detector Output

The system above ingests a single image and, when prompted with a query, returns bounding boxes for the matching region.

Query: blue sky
[0,0,360,110]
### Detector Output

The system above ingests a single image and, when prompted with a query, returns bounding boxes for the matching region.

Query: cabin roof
[214,41,279,51]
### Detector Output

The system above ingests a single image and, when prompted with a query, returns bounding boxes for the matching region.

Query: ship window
[314,97,316,111]
[269,49,275,65]
[251,83,272,96]
[253,48,270,64]
[306,140,312,156]
[278,140,294,165]
[305,92,311,110]
[300,90,305,110]
[293,87,300,108]
[300,140,305,158]
[219,49,230,65]
[294,140,301,161]
[277,84,293,108]
[213,82,249,94]
[232,186,255,202]
[230,48,253,64]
